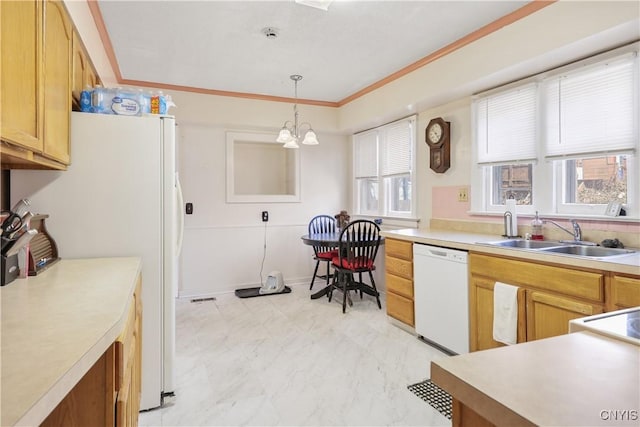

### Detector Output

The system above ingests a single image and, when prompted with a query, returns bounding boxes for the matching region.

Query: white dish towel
[493,282,519,345]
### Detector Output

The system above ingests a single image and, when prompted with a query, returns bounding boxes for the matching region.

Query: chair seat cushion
[332,256,376,271]
[316,249,339,260]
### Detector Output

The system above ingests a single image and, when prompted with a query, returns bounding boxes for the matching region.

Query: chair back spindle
[337,220,381,271]
[308,215,337,257]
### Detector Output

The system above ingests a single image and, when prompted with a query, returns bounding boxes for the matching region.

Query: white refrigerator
[11,112,183,411]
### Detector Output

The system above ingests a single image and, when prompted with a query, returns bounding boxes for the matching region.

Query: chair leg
[325,261,331,286]
[309,260,320,290]
[358,272,363,299]
[369,270,382,309]
[342,274,349,313]
[328,271,337,302]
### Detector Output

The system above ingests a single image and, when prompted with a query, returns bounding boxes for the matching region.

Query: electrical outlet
[185,202,193,214]
[261,211,269,222]
[458,187,468,202]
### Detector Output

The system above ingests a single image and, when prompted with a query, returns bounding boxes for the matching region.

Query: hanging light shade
[283,139,300,149]
[278,75,319,149]
[302,129,319,145]
[277,126,293,143]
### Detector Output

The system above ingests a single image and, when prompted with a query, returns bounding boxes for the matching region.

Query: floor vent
[190,297,216,303]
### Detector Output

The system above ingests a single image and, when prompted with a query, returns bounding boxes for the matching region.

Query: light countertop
[0,257,142,426]
[381,228,640,276]
[431,331,640,426]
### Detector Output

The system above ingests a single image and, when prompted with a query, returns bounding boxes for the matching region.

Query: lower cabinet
[384,238,415,326]
[115,276,142,426]
[609,274,640,310]
[469,277,526,351]
[41,274,142,427]
[469,253,606,351]
[526,290,602,341]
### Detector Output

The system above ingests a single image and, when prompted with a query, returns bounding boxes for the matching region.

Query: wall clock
[425,117,451,173]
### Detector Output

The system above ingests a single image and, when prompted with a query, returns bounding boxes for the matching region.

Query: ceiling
[96,0,531,104]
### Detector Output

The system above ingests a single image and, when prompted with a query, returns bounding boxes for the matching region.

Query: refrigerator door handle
[175,172,185,257]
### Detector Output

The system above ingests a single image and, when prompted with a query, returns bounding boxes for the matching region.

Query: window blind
[475,83,537,164]
[381,118,414,176]
[544,54,637,159]
[354,131,378,178]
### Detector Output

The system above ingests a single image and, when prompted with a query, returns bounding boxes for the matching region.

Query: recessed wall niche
[226,131,300,203]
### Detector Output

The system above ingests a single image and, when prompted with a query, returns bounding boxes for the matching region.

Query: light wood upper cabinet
[72,30,87,106]
[42,0,72,165]
[0,0,44,152]
[72,29,99,108]
[1,0,95,169]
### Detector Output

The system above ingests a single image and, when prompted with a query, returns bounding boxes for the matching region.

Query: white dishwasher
[413,243,469,355]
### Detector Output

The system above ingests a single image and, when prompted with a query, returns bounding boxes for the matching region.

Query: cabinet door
[386,291,414,326]
[43,0,72,164]
[72,30,87,108]
[526,291,603,341]
[0,0,44,151]
[469,277,526,351]
[72,29,98,108]
[610,275,640,310]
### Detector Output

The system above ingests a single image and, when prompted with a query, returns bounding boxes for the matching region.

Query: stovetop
[580,308,640,343]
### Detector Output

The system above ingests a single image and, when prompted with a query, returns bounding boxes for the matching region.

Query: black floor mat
[407,379,452,420]
[234,286,292,298]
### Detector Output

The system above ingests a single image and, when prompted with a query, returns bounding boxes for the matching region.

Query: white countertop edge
[12,259,141,427]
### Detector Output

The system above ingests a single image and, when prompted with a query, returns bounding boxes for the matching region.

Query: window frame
[352,115,417,220]
[471,44,639,220]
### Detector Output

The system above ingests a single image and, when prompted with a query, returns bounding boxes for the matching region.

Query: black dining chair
[308,215,339,290]
[329,219,382,313]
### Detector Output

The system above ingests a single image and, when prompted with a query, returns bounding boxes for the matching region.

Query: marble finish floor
[139,283,452,426]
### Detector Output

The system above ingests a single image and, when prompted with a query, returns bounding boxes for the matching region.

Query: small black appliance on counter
[1,252,19,286]
[26,214,59,276]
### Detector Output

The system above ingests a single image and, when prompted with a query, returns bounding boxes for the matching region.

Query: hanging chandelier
[277,74,319,148]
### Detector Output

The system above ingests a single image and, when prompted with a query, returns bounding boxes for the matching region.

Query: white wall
[176,120,349,297]
[338,1,640,133]
[416,98,473,225]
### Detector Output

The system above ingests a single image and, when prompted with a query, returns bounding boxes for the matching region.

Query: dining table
[301,232,385,300]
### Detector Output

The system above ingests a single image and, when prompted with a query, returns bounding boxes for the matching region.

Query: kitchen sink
[483,239,566,249]
[539,245,636,258]
[480,239,637,259]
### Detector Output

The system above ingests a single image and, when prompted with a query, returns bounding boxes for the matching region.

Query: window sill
[352,215,421,229]
[468,210,639,223]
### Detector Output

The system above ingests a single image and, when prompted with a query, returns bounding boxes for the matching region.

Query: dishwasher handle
[413,244,468,263]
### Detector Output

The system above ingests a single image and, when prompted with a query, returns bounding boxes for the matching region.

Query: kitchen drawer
[386,273,413,299]
[387,291,414,326]
[610,274,640,309]
[386,238,413,261]
[470,253,604,302]
[385,255,413,281]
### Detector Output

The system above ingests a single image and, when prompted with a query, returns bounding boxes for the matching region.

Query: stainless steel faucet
[570,219,582,241]
[542,218,585,242]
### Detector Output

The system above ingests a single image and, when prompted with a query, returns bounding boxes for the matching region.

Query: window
[563,156,628,205]
[544,54,637,215]
[472,46,639,218]
[353,116,416,218]
[474,83,537,212]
